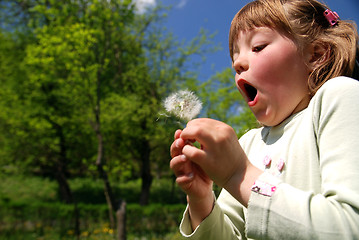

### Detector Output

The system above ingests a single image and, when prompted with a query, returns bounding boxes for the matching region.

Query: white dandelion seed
[163,90,202,121]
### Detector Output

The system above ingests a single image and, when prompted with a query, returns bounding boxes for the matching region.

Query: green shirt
[180,76,359,239]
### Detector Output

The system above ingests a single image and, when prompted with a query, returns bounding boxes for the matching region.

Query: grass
[0,174,187,239]
[0,230,183,240]
[0,174,187,205]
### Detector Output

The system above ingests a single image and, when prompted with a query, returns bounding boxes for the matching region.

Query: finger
[170,155,193,177]
[174,129,182,140]
[170,137,186,158]
[170,154,186,171]
[182,144,206,165]
[182,119,236,149]
[180,119,215,147]
[176,173,194,186]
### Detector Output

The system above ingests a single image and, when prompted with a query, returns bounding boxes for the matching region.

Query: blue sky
[148,0,359,81]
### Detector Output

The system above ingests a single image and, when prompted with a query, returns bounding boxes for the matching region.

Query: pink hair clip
[324,9,339,26]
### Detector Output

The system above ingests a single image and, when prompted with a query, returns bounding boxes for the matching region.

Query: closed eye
[252,44,267,52]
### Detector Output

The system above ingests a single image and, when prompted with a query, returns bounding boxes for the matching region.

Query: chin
[253,112,270,127]
[256,117,280,127]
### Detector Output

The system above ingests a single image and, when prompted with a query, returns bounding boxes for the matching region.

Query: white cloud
[176,0,188,8]
[132,0,156,14]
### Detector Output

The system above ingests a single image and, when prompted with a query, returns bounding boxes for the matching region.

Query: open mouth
[244,83,257,102]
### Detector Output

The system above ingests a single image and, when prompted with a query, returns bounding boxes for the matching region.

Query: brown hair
[229,0,359,96]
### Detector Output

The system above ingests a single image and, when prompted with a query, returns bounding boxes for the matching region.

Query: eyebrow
[232,28,274,52]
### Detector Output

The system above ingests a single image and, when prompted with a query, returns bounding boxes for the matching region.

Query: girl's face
[232,27,312,126]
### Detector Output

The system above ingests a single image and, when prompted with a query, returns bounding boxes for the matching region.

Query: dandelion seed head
[163,90,202,121]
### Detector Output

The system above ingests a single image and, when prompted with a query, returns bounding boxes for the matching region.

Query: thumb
[182,144,206,166]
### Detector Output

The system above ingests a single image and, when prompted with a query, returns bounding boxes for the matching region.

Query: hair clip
[324,9,339,26]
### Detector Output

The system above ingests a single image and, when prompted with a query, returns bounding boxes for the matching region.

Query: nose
[233,54,249,75]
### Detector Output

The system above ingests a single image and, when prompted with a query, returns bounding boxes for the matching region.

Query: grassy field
[0,175,188,239]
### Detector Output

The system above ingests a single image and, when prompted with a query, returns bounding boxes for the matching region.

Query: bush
[0,199,186,238]
[0,175,188,238]
[0,174,187,205]
[127,203,185,236]
[0,175,58,203]
[69,178,187,205]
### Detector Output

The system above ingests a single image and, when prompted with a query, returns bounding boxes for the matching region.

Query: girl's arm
[180,118,263,207]
[170,129,214,230]
[171,119,263,238]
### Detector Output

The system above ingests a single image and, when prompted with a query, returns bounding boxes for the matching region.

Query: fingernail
[187,172,194,179]
[176,139,180,148]
[181,154,186,161]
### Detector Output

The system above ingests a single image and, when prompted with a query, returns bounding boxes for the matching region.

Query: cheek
[253,49,303,85]
[252,54,284,84]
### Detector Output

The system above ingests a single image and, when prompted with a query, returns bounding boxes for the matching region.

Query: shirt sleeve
[179,191,247,239]
[246,77,359,239]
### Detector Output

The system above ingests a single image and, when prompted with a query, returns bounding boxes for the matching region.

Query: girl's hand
[170,129,213,200]
[170,129,214,229]
[180,118,262,206]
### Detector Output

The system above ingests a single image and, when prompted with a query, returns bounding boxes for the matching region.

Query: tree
[0,1,257,238]
[21,2,140,236]
[1,0,141,237]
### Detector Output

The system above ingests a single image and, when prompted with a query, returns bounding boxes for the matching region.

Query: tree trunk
[95,120,127,240]
[116,200,127,240]
[94,50,126,239]
[93,104,127,239]
[139,163,152,205]
[139,136,153,206]
[49,118,80,238]
[55,167,73,203]
[95,127,116,230]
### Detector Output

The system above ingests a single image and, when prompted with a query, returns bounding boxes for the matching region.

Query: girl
[170,0,359,239]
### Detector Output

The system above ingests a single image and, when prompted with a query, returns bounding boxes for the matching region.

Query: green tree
[0,1,258,239]
[0,0,219,235]
[1,0,141,237]
[21,1,141,235]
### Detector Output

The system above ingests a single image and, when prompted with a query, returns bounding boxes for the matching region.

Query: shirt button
[263,155,272,168]
[277,158,285,172]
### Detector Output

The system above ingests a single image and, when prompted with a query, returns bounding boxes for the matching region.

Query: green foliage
[0,200,186,239]
[70,178,186,205]
[0,0,257,211]
[0,1,260,238]
[0,176,186,239]
[0,174,185,206]
[0,176,57,203]
[0,0,217,182]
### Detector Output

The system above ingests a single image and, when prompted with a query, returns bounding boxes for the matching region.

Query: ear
[306,42,330,72]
